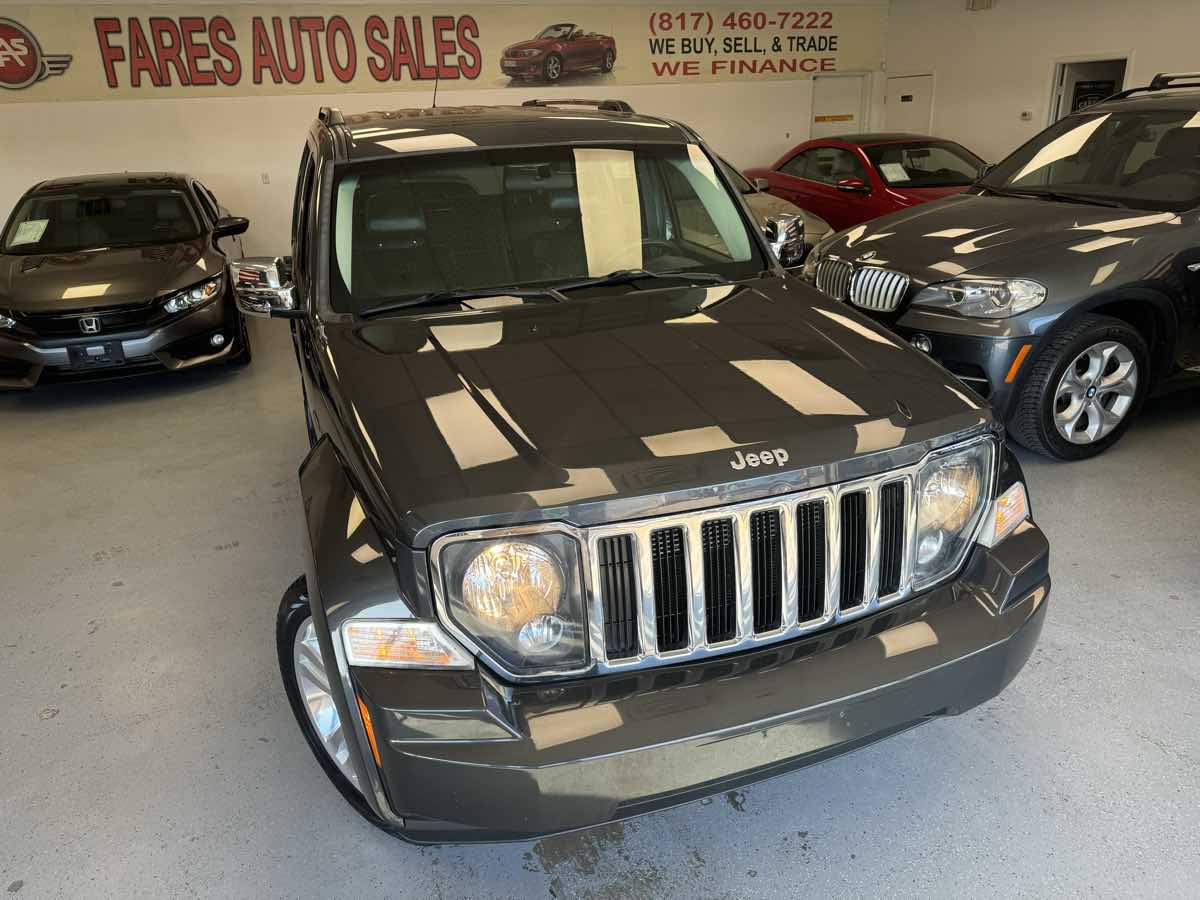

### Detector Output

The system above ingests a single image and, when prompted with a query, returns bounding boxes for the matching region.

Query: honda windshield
[979,108,1200,211]
[329,143,766,314]
[2,188,203,254]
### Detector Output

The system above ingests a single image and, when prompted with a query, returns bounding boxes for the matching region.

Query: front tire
[543,53,563,82]
[601,49,615,72]
[1008,314,1149,460]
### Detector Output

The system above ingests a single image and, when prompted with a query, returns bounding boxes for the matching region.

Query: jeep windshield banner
[0,4,885,102]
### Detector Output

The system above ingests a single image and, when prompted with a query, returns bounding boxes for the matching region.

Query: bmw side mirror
[213,216,250,240]
[763,214,809,268]
[753,177,770,192]
[231,256,301,319]
[835,177,870,194]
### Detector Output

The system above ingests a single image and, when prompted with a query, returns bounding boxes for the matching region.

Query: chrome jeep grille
[586,469,916,670]
[849,266,910,312]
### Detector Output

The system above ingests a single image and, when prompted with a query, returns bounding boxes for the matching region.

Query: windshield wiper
[982,186,1125,208]
[358,286,565,319]
[553,268,727,293]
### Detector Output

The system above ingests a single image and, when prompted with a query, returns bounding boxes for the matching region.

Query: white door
[885,75,934,133]
[811,74,868,138]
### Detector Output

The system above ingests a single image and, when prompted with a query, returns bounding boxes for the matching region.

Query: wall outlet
[1020,110,1033,121]
[260,172,270,184]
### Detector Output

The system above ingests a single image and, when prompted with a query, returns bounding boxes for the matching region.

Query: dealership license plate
[68,341,125,369]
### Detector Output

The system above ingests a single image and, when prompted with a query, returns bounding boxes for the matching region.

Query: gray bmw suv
[804,73,1200,460]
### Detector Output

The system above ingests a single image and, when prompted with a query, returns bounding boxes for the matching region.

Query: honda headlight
[0,311,14,329]
[438,532,587,674]
[911,278,1045,318]
[913,440,993,588]
[163,275,222,314]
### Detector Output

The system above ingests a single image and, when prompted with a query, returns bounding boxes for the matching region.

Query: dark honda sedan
[0,173,251,388]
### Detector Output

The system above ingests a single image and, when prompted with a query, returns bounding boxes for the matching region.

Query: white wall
[885,0,1200,164]
[0,81,815,256]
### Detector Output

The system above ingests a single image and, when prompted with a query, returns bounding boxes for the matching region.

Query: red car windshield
[863,141,984,188]
[537,24,574,39]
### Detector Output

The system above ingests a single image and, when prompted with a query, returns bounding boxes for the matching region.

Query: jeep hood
[821,193,1183,288]
[325,279,991,545]
[0,239,217,312]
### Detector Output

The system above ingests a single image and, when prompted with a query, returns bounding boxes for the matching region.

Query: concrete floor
[2,319,1197,899]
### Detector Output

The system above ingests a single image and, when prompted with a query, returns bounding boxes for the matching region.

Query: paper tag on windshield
[10,219,48,245]
[878,163,910,182]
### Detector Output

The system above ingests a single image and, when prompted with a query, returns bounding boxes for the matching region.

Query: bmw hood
[819,193,1184,288]
[0,238,220,312]
[321,279,992,545]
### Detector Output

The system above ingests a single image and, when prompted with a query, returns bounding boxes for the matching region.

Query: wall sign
[0,3,886,102]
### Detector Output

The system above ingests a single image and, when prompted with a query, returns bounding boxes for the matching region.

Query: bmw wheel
[543,53,563,83]
[1009,314,1149,460]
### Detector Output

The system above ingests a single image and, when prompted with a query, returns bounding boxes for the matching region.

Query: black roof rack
[318,106,345,126]
[521,98,634,113]
[1104,72,1200,102]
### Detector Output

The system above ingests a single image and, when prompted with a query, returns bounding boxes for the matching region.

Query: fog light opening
[910,334,933,354]
[210,333,226,348]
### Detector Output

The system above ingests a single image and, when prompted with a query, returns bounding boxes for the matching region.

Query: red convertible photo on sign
[500,23,615,83]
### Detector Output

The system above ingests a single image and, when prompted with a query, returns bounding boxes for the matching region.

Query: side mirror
[763,214,809,268]
[213,216,250,240]
[835,177,870,194]
[753,177,770,193]
[231,256,300,318]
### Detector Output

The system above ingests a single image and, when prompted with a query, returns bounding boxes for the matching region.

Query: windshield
[1,188,202,254]
[863,141,983,187]
[980,108,1200,211]
[537,24,574,39]
[330,143,765,314]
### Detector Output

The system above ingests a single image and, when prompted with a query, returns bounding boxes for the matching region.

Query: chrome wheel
[545,56,561,80]
[293,618,360,790]
[604,50,614,70]
[1053,340,1138,444]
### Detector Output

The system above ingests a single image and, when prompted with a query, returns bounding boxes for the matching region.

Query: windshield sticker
[879,162,909,183]
[10,219,48,245]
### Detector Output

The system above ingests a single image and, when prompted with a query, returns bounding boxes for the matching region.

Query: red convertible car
[500,23,616,83]
[744,133,985,232]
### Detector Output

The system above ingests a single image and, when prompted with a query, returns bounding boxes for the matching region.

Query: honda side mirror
[835,178,870,194]
[231,256,301,318]
[213,216,250,240]
[754,177,770,192]
[763,214,809,268]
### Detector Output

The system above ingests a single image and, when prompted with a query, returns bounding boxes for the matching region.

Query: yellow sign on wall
[0,4,885,102]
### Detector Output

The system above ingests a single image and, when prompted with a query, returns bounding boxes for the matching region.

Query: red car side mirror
[836,177,870,194]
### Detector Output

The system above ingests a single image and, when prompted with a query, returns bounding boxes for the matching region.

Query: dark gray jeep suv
[804,73,1200,460]
[235,100,1049,842]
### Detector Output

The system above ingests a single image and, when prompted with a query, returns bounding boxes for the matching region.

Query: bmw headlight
[911,278,1045,318]
[800,237,832,282]
[516,48,542,58]
[163,275,222,314]
[438,532,587,674]
[913,440,993,588]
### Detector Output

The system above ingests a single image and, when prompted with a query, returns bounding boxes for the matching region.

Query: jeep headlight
[911,278,1045,318]
[163,275,222,314]
[439,533,587,674]
[913,441,993,588]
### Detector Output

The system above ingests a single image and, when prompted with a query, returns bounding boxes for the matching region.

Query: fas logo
[0,18,71,90]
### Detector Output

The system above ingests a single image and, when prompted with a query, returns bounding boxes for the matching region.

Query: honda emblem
[79,316,100,334]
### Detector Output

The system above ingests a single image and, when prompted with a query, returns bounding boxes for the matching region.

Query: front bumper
[0,299,240,388]
[344,524,1049,843]
[500,56,542,77]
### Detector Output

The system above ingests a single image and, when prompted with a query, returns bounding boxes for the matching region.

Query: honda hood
[0,238,219,312]
[323,279,992,545]
[819,193,1182,287]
